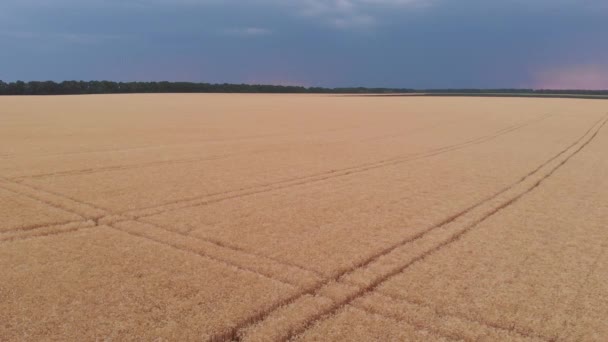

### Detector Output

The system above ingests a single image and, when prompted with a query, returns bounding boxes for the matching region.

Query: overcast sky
[1,0,607,89]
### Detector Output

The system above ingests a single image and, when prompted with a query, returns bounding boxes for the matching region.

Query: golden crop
[1,94,606,341]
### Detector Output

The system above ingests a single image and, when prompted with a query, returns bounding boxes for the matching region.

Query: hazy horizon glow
[1,0,607,89]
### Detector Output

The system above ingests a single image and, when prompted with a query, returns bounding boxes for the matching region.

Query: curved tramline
[108,112,554,222]
[1,95,607,341]
[219,114,608,341]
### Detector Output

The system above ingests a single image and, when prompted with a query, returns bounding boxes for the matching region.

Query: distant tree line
[0,80,606,96]
[0,80,415,95]
[418,88,608,96]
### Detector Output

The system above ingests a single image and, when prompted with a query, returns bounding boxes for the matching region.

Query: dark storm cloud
[1,0,607,88]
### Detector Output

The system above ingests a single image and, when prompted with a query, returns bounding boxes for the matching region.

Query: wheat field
[1,94,607,341]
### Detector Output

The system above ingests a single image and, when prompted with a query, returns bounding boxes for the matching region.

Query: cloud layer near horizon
[1,0,607,88]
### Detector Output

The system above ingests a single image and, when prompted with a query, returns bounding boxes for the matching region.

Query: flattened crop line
[219,114,606,342]
[10,153,233,181]
[9,124,363,162]
[369,291,551,341]
[0,181,88,220]
[358,116,466,143]
[142,113,553,216]
[0,227,96,243]
[3,176,323,288]
[107,223,299,289]
[416,112,553,153]
[137,218,326,280]
[284,116,608,342]
[10,126,366,182]
[328,114,607,279]
[5,173,325,283]
[5,132,288,160]
[124,112,555,220]
[2,177,110,219]
[0,221,97,243]
[0,219,86,234]
[15,181,107,213]
[515,114,608,184]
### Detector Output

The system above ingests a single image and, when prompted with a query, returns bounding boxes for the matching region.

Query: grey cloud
[1,0,607,88]
[222,27,273,36]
